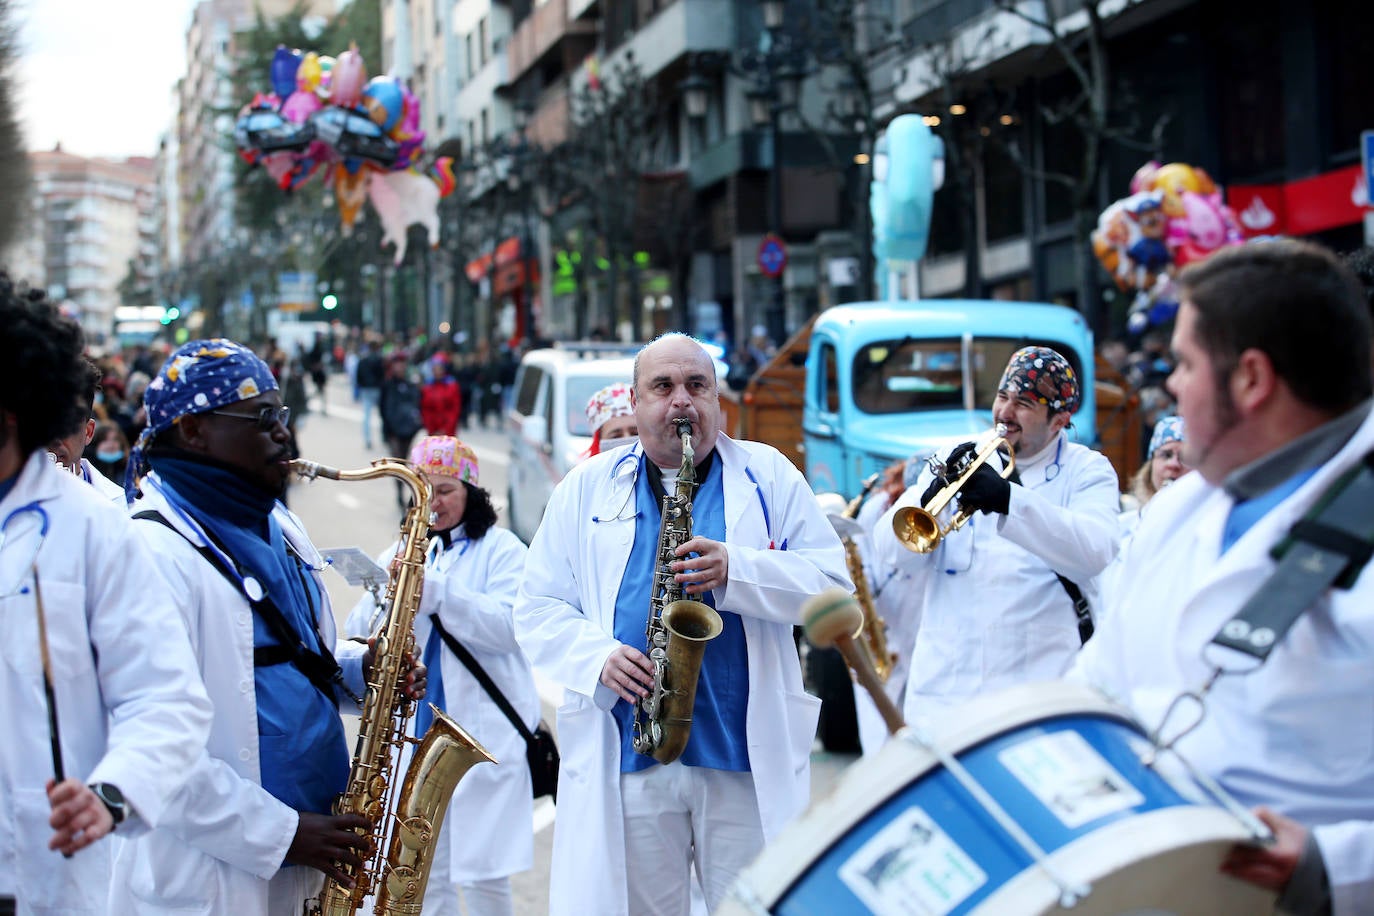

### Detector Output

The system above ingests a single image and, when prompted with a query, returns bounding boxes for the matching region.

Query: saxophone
[631,419,724,764]
[293,458,495,916]
[835,473,897,684]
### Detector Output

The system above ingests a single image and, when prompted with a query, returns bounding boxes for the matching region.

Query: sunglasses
[206,405,291,431]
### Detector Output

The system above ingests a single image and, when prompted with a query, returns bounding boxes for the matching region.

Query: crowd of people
[3,237,1373,916]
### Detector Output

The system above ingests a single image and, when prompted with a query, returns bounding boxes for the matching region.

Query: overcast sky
[14,0,197,159]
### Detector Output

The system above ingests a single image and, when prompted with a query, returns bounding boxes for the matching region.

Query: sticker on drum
[837,807,986,915]
[998,731,1144,829]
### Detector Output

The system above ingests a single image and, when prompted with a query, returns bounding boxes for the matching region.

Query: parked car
[506,346,639,544]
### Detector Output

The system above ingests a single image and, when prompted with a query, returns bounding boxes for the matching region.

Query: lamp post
[682,0,802,349]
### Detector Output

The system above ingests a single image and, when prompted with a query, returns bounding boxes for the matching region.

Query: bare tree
[0,0,29,255]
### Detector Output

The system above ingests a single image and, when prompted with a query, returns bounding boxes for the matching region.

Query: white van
[505,347,639,543]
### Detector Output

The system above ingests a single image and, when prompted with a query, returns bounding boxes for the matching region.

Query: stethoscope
[595,446,776,545]
[0,501,51,598]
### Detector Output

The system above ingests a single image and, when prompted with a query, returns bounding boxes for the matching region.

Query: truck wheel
[806,646,860,754]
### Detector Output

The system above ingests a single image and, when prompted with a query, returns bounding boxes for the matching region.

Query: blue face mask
[96,449,125,464]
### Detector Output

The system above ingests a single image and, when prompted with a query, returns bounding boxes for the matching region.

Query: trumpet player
[514,334,849,916]
[870,345,1119,728]
[113,339,426,916]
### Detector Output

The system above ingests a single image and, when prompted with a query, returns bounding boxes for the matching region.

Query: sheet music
[318,547,388,588]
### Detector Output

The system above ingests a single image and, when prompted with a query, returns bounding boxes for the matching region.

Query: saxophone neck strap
[133,509,353,706]
[428,614,533,741]
[1209,449,1374,664]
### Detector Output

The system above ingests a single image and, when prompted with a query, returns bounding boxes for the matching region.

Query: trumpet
[892,425,1015,554]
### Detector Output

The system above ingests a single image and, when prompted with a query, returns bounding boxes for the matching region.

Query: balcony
[597,0,734,83]
[506,0,597,84]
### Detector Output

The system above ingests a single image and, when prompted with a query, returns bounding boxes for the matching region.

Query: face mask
[96,449,125,464]
[599,436,638,452]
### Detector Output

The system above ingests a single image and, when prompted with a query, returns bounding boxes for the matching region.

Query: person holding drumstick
[868,346,1120,731]
[0,272,212,913]
[1069,240,1374,914]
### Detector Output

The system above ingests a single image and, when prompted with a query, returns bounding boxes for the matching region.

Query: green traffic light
[167,306,180,320]
[322,294,339,310]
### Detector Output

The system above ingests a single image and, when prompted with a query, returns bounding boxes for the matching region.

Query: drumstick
[32,565,66,784]
[33,565,75,859]
[802,588,905,735]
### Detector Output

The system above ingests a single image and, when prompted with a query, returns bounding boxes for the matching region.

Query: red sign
[1227,164,1369,238]
[757,234,788,278]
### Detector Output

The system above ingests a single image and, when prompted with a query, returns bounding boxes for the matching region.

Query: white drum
[721,682,1275,915]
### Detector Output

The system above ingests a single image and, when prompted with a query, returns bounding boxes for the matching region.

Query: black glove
[957,462,1013,515]
[919,441,978,505]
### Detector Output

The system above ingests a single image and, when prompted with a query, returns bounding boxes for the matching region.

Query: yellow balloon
[297,51,321,93]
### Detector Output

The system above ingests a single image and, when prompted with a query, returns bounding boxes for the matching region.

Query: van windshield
[566,375,634,435]
[852,337,1082,415]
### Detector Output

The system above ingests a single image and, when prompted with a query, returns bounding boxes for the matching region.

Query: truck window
[853,337,1082,414]
[853,340,964,414]
[819,343,840,414]
[515,366,544,416]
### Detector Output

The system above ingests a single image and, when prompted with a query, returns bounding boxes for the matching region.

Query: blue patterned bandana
[997,346,1081,415]
[125,339,278,500]
[1148,415,1185,459]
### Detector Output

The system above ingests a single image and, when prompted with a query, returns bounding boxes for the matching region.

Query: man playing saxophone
[869,346,1120,730]
[515,333,850,916]
[111,339,426,915]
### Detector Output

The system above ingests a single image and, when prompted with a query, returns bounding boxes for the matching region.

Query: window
[983,140,1024,243]
[466,33,475,79]
[817,342,840,414]
[515,366,545,415]
[478,18,489,67]
[481,109,489,144]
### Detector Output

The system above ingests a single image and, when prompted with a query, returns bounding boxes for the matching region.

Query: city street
[289,372,859,913]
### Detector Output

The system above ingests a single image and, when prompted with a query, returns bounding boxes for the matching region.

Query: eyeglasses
[206,406,291,431]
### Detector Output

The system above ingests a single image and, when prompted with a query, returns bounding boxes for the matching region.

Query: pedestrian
[379,352,424,506]
[514,333,850,915]
[347,436,537,916]
[47,359,126,506]
[354,341,385,450]
[422,354,462,437]
[1128,414,1188,510]
[578,382,637,462]
[0,272,212,913]
[306,333,328,415]
[83,421,130,487]
[868,345,1120,729]
[114,337,427,915]
[1068,240,1374,913]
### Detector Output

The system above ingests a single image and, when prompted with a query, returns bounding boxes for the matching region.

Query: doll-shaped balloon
[330,43,367,108]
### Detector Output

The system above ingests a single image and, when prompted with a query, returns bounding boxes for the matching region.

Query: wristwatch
[89,783,127,829]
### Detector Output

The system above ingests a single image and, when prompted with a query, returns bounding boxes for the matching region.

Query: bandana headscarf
[586,382,634,435]
[410,436,479,484]
[997,346,1081,415]
[125,338,278,500]
[1148,415,1185,459]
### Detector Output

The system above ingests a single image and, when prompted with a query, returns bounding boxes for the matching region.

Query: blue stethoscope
[595,445,777,546]
[0,501,50,598]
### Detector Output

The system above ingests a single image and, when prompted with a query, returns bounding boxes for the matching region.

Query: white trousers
[620,763,764,916]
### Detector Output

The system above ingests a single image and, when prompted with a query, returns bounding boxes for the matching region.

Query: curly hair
[460,481,499,541]
[0,271,89,457]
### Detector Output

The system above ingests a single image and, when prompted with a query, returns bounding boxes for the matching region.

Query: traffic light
[160,305,180,325]
[321,293,339,311]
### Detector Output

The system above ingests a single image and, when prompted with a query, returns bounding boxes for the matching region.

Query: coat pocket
[783,690,822,775]
[125,829,221,913]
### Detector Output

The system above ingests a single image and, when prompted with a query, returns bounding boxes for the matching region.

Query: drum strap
[1208,450,1374,663]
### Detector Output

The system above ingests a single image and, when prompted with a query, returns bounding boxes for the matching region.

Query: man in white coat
[110,338,424,916]
[1068,240,1374,915]
[515,333,851,916]
[347,436,538,916]
[47,359,128,506]
[0,274,212,915]
[869,345,1119,728]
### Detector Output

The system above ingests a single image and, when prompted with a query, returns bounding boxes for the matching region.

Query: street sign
[757,234,788,279]
[1363,130,1374,209]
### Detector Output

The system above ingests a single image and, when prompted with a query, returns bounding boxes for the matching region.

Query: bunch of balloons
[234,43,456,264]
[1092,161,1244,332]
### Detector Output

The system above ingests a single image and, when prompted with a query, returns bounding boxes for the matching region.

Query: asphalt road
[289,373,860,914]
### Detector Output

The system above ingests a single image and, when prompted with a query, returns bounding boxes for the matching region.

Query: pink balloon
[331,44,368,108]
[281,90,321,123]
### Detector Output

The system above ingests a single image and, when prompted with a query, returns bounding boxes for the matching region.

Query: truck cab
[802,300,1098,499]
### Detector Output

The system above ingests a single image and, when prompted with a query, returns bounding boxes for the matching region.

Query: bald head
[631,334,722,468]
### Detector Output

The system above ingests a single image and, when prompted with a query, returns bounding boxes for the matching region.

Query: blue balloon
[360,77,404,134]
[270,46,303,100]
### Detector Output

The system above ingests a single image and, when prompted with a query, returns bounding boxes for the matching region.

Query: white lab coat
[0,453,211,914]
[870,432,1119,727]
[514,435,850,916]
[108,474,367,915]
[1069,405,1374,915]
[79,458,128,507]
[346,524,538,885]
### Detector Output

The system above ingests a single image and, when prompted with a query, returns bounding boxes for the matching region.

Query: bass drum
[720,682,1275,915]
